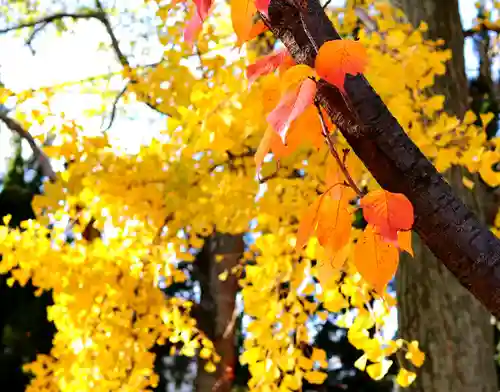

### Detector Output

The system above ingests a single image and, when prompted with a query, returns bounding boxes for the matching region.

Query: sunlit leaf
[354,224,399,293]
[360,189,414,243]
[267,78,317,143]
[315,39,368,92]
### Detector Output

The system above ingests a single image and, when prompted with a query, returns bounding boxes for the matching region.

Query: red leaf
[360,190,414,243]
[315,40,368,93]
[247,49,290,85]
[194,0,212,19]
[266,78,317,144]
[184,12,203,44]
[183,0,213,44]
[255,0,270,16]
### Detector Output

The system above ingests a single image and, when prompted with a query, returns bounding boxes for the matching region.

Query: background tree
[393,0,498,391]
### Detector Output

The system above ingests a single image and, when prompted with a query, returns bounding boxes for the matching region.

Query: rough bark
[194,233,243,392]
[395,1,498,391]
[267,0,500,318]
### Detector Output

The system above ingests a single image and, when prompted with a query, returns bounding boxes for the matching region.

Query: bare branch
[464,23,500,38]
[0,11,102,35]
[94,0,129,67]
[354,7,378,33]
[103,84,129,131]
[0,112,56,182]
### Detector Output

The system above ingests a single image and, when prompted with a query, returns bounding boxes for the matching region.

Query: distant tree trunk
[195,233,244,392]
[395,1,498,391]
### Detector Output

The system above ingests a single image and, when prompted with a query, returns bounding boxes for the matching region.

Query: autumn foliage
[0,0,500,391]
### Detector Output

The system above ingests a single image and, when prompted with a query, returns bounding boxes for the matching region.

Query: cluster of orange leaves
[246,35,415,293]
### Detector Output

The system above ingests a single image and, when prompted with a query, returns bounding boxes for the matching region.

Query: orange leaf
[315,40,368,93]
[231,0,257,46]
[354,224,399,293]
[296,194,327,250]
[397,230,414,256]
[316,191,352,253]
[241,20,269,45]
[317,243,350,288]
[267,78,317,144]
[255,126,273,174]
[286,105,324,151]
[247,49,290,85]
[360,190,414,243]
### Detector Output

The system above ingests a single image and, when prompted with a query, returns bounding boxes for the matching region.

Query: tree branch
[464,23,500,38]
[0,11,103,34]
[103,83,129,131]
[0,112,56,182]
[268,0,500,317]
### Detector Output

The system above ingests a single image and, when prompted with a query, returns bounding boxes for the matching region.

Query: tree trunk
[195,29,269,392]
[195,233,244,392]
[395,1,498,391]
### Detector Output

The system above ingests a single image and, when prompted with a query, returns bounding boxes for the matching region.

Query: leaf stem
[315,101,363,196]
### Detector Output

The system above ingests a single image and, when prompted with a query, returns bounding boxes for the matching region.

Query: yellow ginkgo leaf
[366,359,393,381]
[396,368,417,387]
[304,370,328,385]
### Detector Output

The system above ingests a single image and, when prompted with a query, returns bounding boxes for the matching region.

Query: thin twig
[0,11,102,34]
[153,213,174,245]
[103,84,129,131]
[0,112,56,182]
[353,7,377,33]
[314,101,362,196]
[222,306,239,339]
[94,0,129,67]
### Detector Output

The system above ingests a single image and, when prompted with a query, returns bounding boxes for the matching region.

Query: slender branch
[0,11,102,34]
[464,23,500,38]
[0,112,56,182]
[315,101,362,196]
[222,306,239,339]
[354,7,378,33]
[94,0,129,67]
[322,0,332,10]
[103,84,129,131]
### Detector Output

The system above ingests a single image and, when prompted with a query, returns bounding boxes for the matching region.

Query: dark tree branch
[0,112,56,182]
[464,23,500,38]
[103,83,129,131]
[268,0,500,317]
[0,11,102,34]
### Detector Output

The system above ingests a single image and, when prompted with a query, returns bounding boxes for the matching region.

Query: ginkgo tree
[1,0,500,391]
